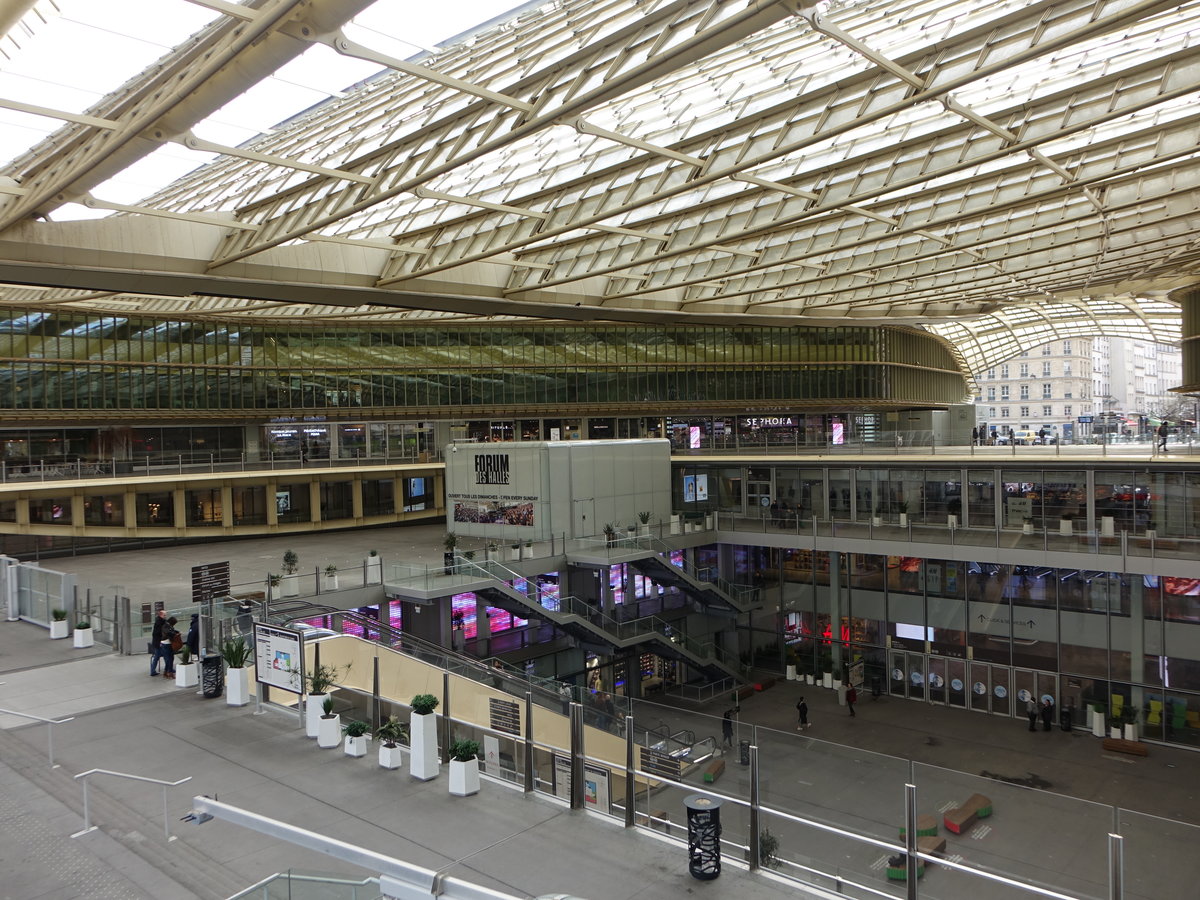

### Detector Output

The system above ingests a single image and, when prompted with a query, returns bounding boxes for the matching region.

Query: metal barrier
[0,708,73,766]
[72,768,192,841]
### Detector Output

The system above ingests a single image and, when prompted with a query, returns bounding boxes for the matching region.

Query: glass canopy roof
[0,0,1195,374]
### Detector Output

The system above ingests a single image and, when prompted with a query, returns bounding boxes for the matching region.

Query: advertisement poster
[832,421,844,445]
[253,623,303,693]
[552,754,611,813]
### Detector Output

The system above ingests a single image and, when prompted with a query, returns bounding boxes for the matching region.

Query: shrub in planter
[221,637,252,706]
[305,662,350,737]
[343,719,370,757]
[376,716,408,769]
[50,608,69,639]
[318,696,341,748]
[175,644,198,686]
[73,619,94,648]
[448,738,481,796]
[409,694,441,781]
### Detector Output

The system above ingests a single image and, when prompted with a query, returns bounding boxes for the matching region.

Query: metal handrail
[72,768,192,841]
[0,707,74,767]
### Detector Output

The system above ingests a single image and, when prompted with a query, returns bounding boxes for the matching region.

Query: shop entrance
[890,654,1056,720]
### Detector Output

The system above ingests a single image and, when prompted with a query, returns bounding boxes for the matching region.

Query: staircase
[464,559,747,682]
[625,537,758,615]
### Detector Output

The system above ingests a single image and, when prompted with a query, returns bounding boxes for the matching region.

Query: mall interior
[2,1,1200,899]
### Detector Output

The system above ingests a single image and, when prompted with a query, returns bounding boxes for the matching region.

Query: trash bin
[684,795,723,880]
[201,654,225,698]
[1060,705,1073,732]
[738,739,750,766]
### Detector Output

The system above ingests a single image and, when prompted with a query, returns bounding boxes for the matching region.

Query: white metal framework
[0,0,1197,372]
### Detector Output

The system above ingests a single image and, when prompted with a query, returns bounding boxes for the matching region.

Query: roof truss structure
[0,0,1196,374]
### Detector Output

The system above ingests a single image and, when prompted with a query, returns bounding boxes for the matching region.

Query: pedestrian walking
[846,686,857,717]
[796,697,809,730]
[1157,421,1169,452]
[1026,697,1038,731]
[722,709,734,747]
[159,616,179,678]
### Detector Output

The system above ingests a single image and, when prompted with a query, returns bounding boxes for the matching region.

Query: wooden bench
[918,835,947,865]
[1102,738,1149,757]
[736,685,756,701]
[755,676,776,691]
[899,814,939,838]
[944,793,992,834]
[703,759,725,783]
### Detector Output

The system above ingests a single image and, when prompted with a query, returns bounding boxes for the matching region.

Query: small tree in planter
[73,619,94,649]
[323,564,339,590]
[221,637,252,706]
[510,541,522,561]
[342,719,370,757]
[443,533,457,574]
[304,661,350,738]
[317,696,341,749]
[281,550,300,597]
[409,693,441,781]
[448,738,481,796]
[637,511,653,535]
[365,549,382,584]
[50,608,69,640]
[897,500,910,527]
[175,644,199,687]
[376,716,408,770]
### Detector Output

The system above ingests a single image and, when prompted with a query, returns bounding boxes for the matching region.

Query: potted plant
[1145,520,1157,540]
[221,636,252,706]
[281,550,300,597]
[1022,516,1034,536]
[871,503,883,527]
[486,541,498,561]
[510,541,522,561]
[637,511,653,535]
[317,696,341,749]
[1091,702,1106,737]
[443,532,457,574]
[323,564,339,590]
[462,549,476,563]
[1059,513,1074,536]
[523,539,533,559]
[365,549,382,584]
[175,644,198,688]
[50,608,69,640]
[342,719,370,757]
[267,573,282,595]
[603,522,618,545]
[409,693,440,781]
[1122,707,1139,742]
[72,619,94,649]
[897,500,909,527]
[448,738,481,796]
[747,827,781,868]
[376,716,408,770]
[1108,715,1122,740]
[304,662,349,738]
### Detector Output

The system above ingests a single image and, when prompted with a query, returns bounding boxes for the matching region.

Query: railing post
[569,700,584,810]
[749,743,761,871]
[905,782,919,900]
[624,713,635,827]
[440,670,451,764]
[73,774,95,836]
[1108,832,1124,900]
[524,691,535,793]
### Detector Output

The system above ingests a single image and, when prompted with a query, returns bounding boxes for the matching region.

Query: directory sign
[253,623,303,694]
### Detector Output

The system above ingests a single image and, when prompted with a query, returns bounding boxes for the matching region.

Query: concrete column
[220,483,233,528]
[829,551,843,675]
[266,480,278,526]
[172,487,186,530]
[309,480,322,524]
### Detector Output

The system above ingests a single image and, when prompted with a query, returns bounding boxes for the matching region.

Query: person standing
[796,697,809,730]
[159,616,179,678]
[1041,698,1055,732]
[1026,697,1038,731]
[185,613,200,656]
[846,685,857,717]
[149,608,169,677]
[722,709,734,747]
[1157,421,1169,452]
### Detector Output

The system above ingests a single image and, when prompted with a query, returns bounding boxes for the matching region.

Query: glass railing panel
[912,762,1110,900]
[1116,809,1200,900]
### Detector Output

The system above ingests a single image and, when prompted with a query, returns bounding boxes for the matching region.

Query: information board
[488,697,521,736]
[639,746,682,782]
[253,623,303,694]
[191,561,230,604]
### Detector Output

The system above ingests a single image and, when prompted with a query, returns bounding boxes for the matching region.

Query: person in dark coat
[796,697,809,730]
[1026,697,1038,731]
[722,709,734,747]
[1041,699,1055,732]
[159,617,178,678]
[149,609,169,677]
[846,686,857,717]
[186,613,200,656]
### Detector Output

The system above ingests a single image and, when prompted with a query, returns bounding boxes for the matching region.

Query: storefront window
[83,494,123,526]
[319,481,353,520]
[274,483,310,524]
[233,485,266,526]
[186,489,222,526]
[363,479,395,516]
[29,497,72,524]
[137,491,174,526]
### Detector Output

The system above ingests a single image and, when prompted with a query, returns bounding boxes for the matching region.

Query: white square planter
[786,665,797,681]
[822,672,833,689]
[1101,517,1116,538]
[344,734,369,757]
[1060,519,1074,536]
[50,620,68,639]
[73,627,94,648]
[449,758,480,797]
[281,575,299,598]
[306,693,328,738]
[1092,709,1105,737]
[1123,723,1137,742]
[323,574,339,591]
[226,667,250,707]
[378,743,404,770]
[176,662,198,688]
[318,714,341,749]
[365,558,382,584]
[409,712,440,781]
